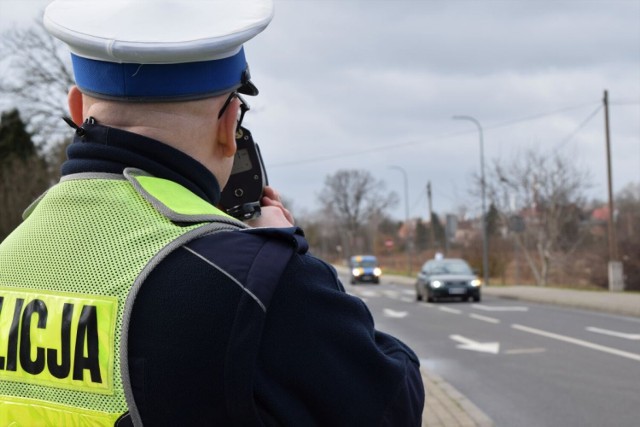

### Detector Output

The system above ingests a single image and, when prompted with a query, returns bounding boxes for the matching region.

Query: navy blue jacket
[64,121,424,426]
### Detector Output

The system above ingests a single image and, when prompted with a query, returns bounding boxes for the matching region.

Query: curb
[482,286,640,318]
[421,368,494,427]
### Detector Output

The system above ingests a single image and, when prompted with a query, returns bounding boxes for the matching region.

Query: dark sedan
[415,258,482,302]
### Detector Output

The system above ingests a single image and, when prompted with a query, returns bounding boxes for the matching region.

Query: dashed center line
[439,307,462,314]
[383,308,408,318]
[357,290,379,298]
[469,313,501,324]
[472,304,529,312]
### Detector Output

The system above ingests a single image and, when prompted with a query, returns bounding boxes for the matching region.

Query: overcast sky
[2,0,639,221]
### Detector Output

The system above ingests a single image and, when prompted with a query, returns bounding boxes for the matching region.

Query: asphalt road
[340,272,640,427]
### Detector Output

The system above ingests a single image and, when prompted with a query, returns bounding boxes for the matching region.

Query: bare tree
[318,169,398,256]
[483,149,591,286]
[0,19,74,148]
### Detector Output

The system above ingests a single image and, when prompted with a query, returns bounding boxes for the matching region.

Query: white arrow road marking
[472,304,529,312]
[469,313,501,324]
[586,327,640,340]
[512,324,640,362]
[450,335,500,354]
[439,307,462,314]
[383,308,408,318]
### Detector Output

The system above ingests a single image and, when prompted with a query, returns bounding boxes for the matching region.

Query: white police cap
[43,0,274,101]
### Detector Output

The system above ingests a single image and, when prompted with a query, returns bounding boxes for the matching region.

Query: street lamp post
[452,115,489,286]
[389,165,412,275]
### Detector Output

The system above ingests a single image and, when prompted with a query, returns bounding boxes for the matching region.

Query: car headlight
[470,279,482,287]
[352,268,362,276]
[373,267,382,276]
[431,280,443,288]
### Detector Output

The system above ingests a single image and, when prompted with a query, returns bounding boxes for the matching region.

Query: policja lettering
[0,288,117,393]
[1,296,101,382]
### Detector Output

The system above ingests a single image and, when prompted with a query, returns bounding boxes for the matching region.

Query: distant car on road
[349,255,381,284]
[415,258,481,302]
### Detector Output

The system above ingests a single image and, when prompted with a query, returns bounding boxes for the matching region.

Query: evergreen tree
[0,109,36,162]
[0,109,50,240]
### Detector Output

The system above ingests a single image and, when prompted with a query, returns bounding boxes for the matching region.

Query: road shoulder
[482,286,640,318]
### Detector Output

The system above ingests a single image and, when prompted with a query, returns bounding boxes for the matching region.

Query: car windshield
[354,259,377,268]
[428,260,472,275]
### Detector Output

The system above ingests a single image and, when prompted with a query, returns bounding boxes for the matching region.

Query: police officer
[0,1,424,425]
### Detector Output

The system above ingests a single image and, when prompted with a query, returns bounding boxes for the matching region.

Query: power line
[270,101,600,168]
[554,105,603,152]
[610,100,640,106]
[409,187,426,216]
[482,101,599,131]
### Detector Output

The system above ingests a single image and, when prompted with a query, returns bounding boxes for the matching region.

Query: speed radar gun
[219,126,269,220]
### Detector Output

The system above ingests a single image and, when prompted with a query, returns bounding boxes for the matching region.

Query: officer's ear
[68,86,84,126]
[217,97,238,158]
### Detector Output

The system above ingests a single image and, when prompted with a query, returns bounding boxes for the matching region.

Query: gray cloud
[2,0,638,220]
[244,1,639,219]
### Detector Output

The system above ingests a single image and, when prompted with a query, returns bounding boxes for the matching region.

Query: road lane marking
[450,335,500,354]
[400,297,414,303]
[512,324,640,362]
[505,348,546,355]
[586,327,640,340]
[357,290,379,298]
[469,313,501,324]
[473,304,529,312]
[383,308,408,318]
[439,307,462,314]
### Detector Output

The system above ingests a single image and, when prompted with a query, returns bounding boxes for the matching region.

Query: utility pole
[390,166,412,275]
[603,90,624,291]
[427,182,436,250]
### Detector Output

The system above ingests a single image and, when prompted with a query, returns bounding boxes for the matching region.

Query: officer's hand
[247,186,294,228]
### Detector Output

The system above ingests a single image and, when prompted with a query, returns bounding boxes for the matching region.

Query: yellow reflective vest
[0,168,245,426]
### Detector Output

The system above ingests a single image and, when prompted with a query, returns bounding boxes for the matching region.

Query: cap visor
[238,80,259,96]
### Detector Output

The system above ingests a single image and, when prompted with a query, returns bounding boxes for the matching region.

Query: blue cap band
[71,48,248,101]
